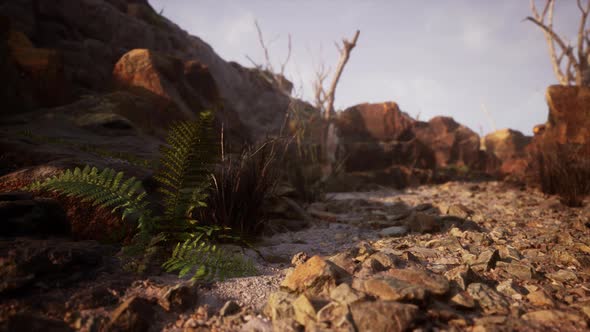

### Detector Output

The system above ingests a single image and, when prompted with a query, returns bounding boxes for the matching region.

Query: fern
[28,165,153,231]
[153,111,217,229]
[163,234,256,281]
[25,111,256,282]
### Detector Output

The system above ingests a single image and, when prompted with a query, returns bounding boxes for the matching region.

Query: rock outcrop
[527,84,590,158]
[484,128,532,161]
[517,85,590,202]
[543,85,590,145]
[484,128,532,176]
[336,102,415,142]
[334,102,499,188]
[413,116,483,169]
[0,0,294,142]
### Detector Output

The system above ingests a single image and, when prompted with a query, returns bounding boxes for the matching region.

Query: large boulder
[113,49,212,120]
[484,129,532,161]
[484,129,532,176]
[336,102,435,175]
[333,102,500,188]
[0,0,293,141]
[336,102,415,142]
[412,116,482,169]
[0,102,162,240]
[111,49,251,143]
[543,85,590,145]
[519,85,590,180]
[521,85,590,195]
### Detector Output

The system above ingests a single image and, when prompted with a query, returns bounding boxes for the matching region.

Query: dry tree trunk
[526,0,590,86]
[313,30,360,178]
[315,30,361,121]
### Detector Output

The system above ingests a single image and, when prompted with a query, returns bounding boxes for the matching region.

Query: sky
[148,0,582,135]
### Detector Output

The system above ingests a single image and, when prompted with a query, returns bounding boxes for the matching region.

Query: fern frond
[153,111,218,225]
[162,233,256,281]
[24,111,253,283]
[29,166,152,229]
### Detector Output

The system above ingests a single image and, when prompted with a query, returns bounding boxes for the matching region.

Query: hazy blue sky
[149,0,581,135]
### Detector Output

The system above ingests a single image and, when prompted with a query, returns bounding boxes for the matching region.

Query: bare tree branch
[310,30,361,178]
[313,62,330,109]
[245,55,262,69]
[576,0,590,84]
[254,20,273,73]
[528,0,590,85]
[323,30,361,121]
[556,47,566,65]
[527,0,573,84]
[577,0,589,15]
[279,34,292,77]
[248,20,294,93]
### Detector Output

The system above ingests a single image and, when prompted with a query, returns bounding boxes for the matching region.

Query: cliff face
[0,0,292,142]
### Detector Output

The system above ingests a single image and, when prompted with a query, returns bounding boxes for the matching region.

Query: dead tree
[313,61,331,112]
[313,30,360,177]
[526,0,590,86]
[245,20,293,94]
[314,30,361,120]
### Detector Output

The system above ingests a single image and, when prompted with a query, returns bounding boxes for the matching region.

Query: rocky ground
[2,180,590,331]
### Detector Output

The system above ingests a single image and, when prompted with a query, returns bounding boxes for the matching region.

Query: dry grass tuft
[534,142,590,207]
[198,138,284,238]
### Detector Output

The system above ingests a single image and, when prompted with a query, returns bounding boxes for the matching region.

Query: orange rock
[5,29,67,108]
[336,102,415,142]
[113,49,221,122]
[484,129,531,161]
[483,129,532,178]
[280,255,349,297]
[113,49,186,112]
[413,116,482,169]
[544,85,590,145]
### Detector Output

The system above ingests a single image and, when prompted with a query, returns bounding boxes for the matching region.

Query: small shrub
[534,142,590,207]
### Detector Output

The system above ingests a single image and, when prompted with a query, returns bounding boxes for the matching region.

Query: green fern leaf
[154,111,218,226]
[162,233,256,281]
[29,166,152,230]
